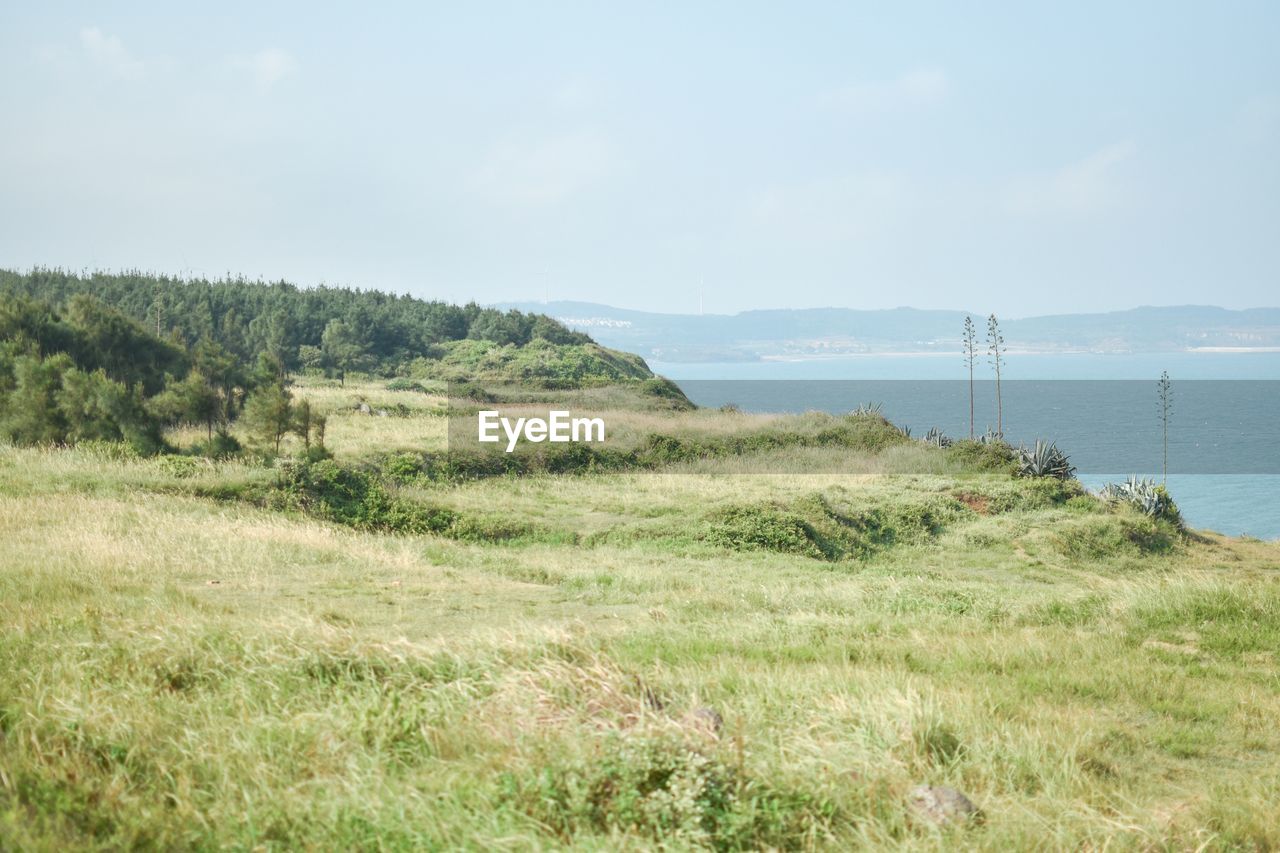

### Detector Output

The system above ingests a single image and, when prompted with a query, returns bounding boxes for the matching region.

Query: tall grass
[2,382,1279,848]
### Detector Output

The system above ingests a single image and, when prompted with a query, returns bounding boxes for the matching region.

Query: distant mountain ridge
[495,301,1280,362]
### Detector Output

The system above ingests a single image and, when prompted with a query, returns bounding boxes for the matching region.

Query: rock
[908,785,980,825]
[357,402,372,414]
[690,706,723,734]
[374,409,389,417]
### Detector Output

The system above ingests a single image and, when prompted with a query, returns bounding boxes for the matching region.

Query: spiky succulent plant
[1099,476,1183,527]
[923,427,952,448]
[1015,439,1075,480]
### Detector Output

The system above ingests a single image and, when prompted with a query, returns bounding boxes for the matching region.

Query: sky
[1,2,1277,316]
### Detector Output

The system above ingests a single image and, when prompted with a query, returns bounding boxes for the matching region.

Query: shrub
[198,429,242,460]
[273,460,456,535]
[705,493,962,561]
[450,381,494,403]
[380,452,424,483]
[1053,514,1179,558]
[707,505,825,559]
[385,378,427,393]
[639,377,694,410]
[498,734,837,848]
[947,438,1016,472]
[157,455,201,479]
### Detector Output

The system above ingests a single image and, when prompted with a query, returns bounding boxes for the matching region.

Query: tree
[962,316,978,439]
[58,367,126,442]
[293,398,315,451]
[1157,370,1172,484]
[62,294,187,395]
[321,319,365,386]
[192,337,243,427]
[249,309,293,379]
[986,314,1005,436]
[242,381,294,453]
[1,353,70,445]
[298,344,325,372]
[150,370,220,441]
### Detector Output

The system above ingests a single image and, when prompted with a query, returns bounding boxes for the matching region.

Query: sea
[652,352,1280,540]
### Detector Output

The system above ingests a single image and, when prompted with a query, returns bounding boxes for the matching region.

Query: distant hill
[0,268,600,377]
[496,301,1280,362]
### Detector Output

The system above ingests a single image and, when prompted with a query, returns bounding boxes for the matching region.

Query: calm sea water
[653,353,1280,540]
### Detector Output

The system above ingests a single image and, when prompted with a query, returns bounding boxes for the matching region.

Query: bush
[498,734,837,848]
[450,381,494,403]
[385,378,427,393]
[198,429,242,460]
[704,493,963,561]
[157,455,201,479]
[948,438,1016,472]
[707,505,825,559]
[273,460,456,535]
[1053,514,1179,558]
[639,377,695,410]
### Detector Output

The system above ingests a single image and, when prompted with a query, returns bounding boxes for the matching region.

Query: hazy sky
[1,2,1277,316]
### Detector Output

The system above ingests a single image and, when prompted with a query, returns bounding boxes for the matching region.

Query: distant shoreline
[747,348,1280,363]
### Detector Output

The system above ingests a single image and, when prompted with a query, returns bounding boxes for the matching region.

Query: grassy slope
[1,380,1278,850]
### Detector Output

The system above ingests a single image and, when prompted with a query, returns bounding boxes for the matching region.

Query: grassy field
[1,380,1278,850]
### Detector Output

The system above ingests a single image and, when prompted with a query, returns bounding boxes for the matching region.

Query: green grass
[1,381,1278,849]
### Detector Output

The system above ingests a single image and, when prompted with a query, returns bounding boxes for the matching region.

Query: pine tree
[243,381,294,453]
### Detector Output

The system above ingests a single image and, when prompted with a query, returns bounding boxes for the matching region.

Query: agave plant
[923,427,952,448]
[978,428,1004,445]
[1015,439,1075,480]
[851,402,884,417]
[1099,476,1183,526]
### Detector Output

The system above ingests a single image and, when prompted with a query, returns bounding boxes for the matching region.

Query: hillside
[497,301,1280,361]
[1,377,1278,848]
[0,268,643,380]
[0,272,663,455]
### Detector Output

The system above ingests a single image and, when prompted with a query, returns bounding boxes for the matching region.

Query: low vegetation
[1,376,1277,849]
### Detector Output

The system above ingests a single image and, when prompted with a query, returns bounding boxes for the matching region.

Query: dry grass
[2,398,1279,849]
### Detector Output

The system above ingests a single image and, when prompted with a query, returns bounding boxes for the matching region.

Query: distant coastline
[757,347,1280,362]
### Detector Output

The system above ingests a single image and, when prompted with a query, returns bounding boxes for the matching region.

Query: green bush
[385,378,427,393]
[273,460,456,535]
[948,438,1016,472]
[705,492,963,561]
[196,429,243,460]
[639,377,695,410]
[1053,514,1179,558]
[498,734,837,849]
[157,455,201,479]
[707,505,826,559]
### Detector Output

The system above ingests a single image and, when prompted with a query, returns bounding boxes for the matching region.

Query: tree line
[0,269,597,455]
[0,268,592,381]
